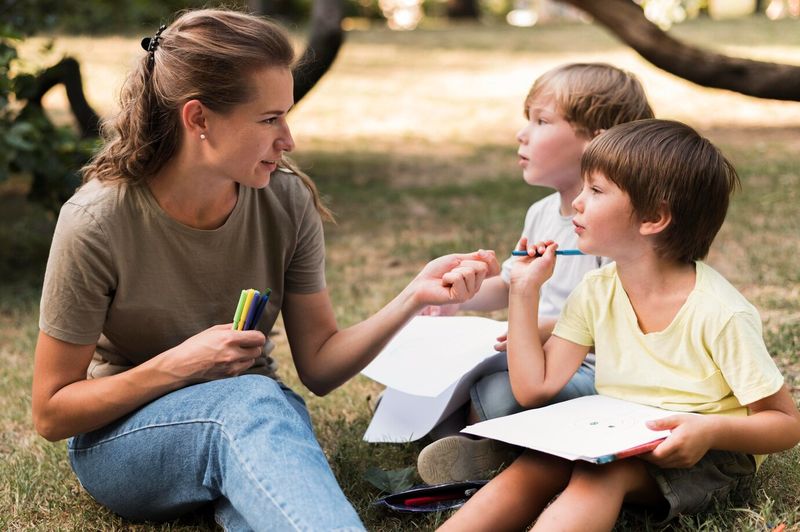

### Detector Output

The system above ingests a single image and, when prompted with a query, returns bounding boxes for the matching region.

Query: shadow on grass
[2,122,797,291]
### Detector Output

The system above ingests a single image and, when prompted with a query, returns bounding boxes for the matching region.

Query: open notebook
[463,394,675,463]
[361,316,508,442]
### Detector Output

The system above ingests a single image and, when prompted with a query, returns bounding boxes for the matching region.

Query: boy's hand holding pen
[508,238,562,292]
[511,241,584,257]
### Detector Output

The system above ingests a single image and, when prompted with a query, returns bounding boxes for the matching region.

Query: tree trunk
[248,0,298,20]
[447,0,480,19]
[29,57,100,138]
[293,0,344,103]
[560,0,800,101]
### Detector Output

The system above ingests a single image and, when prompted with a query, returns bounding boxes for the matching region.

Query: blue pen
[512,249,584,256]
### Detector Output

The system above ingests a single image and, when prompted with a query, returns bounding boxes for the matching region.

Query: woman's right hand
[408,250,500,308]
[163,324,266,383]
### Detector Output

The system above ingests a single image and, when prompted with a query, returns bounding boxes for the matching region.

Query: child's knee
[514,451,573,485]
[569,459,648,495]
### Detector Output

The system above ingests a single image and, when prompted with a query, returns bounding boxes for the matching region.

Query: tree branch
[561,0,800,101]
[293,0,344,103]
[29,57,100,137]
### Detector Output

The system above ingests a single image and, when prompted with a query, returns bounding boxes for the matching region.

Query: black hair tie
[141,24,167,70]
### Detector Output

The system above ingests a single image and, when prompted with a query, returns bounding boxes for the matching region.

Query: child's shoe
[417,435,517,485]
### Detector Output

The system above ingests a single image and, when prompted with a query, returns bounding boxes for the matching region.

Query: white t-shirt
[501,192,605,317]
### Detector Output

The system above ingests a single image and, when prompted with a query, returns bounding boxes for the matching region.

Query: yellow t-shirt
[553,261,783,465]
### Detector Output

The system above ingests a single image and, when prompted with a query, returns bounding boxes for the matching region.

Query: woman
[31,9,498,530]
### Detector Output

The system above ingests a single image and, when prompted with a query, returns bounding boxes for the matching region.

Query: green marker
[231,289,248,330]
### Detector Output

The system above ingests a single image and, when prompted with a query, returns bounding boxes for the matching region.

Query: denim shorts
[644,450,756,522]
[470,360,597,421]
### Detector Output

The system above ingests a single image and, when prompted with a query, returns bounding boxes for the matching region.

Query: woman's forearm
[33,326,264,440]
[459,275,509,312]
[287,284,423,396]
[286,251,501,395]
[35,358,186,441]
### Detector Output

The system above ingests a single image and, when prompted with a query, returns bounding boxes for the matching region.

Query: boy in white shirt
[418,63,653,484]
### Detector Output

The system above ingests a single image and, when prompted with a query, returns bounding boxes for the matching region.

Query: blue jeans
[470,359,597,421]
[67,375,364,531]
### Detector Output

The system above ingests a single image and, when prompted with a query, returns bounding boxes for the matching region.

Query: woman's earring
[200,133,207,140]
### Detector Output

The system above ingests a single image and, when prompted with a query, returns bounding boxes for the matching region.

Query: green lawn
[3,15,800,531]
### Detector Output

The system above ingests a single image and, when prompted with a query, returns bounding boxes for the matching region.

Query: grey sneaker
[417,435,517,485]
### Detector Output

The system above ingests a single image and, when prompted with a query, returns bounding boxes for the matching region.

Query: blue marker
[512,249,584,257]
[249,288,272,330]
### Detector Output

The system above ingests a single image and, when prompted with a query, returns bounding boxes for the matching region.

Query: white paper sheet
[363,352,507,442]
[361,316,508,397]
[462,395,675,462]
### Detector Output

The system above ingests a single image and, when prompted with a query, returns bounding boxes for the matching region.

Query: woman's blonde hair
[525,63,654,138]
[82,8,332,220]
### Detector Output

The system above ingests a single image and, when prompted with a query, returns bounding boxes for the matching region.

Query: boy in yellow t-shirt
[439,119,800,531]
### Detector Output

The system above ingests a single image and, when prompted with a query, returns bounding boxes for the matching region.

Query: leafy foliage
[363,466,417,494]
[0,4,98,211]
[1,56,97,211]
[0,30,20,179]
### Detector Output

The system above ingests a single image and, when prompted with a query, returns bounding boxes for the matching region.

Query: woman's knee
[206,375,301,422]
[68,377,319,522]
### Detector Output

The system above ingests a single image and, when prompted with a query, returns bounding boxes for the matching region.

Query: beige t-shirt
[39,171,326,379]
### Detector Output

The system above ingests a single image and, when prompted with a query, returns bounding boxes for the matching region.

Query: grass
[3,14,800,531]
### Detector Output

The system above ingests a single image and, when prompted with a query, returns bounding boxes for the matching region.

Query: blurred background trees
[1,0,799,211]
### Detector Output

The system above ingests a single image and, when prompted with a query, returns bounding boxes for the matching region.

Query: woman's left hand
[411,250,500,307]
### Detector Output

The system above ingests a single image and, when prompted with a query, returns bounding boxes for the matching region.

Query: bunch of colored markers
[232,288,272,330]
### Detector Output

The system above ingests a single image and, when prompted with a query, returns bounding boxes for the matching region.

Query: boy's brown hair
[582,119,740,263]
[525,63,654,138]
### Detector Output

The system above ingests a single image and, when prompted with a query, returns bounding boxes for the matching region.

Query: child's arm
[492,316,557,351]
[458,275,509,311]
[422,275,509,316]
[643,386,800,469]
[506,239,589,407]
